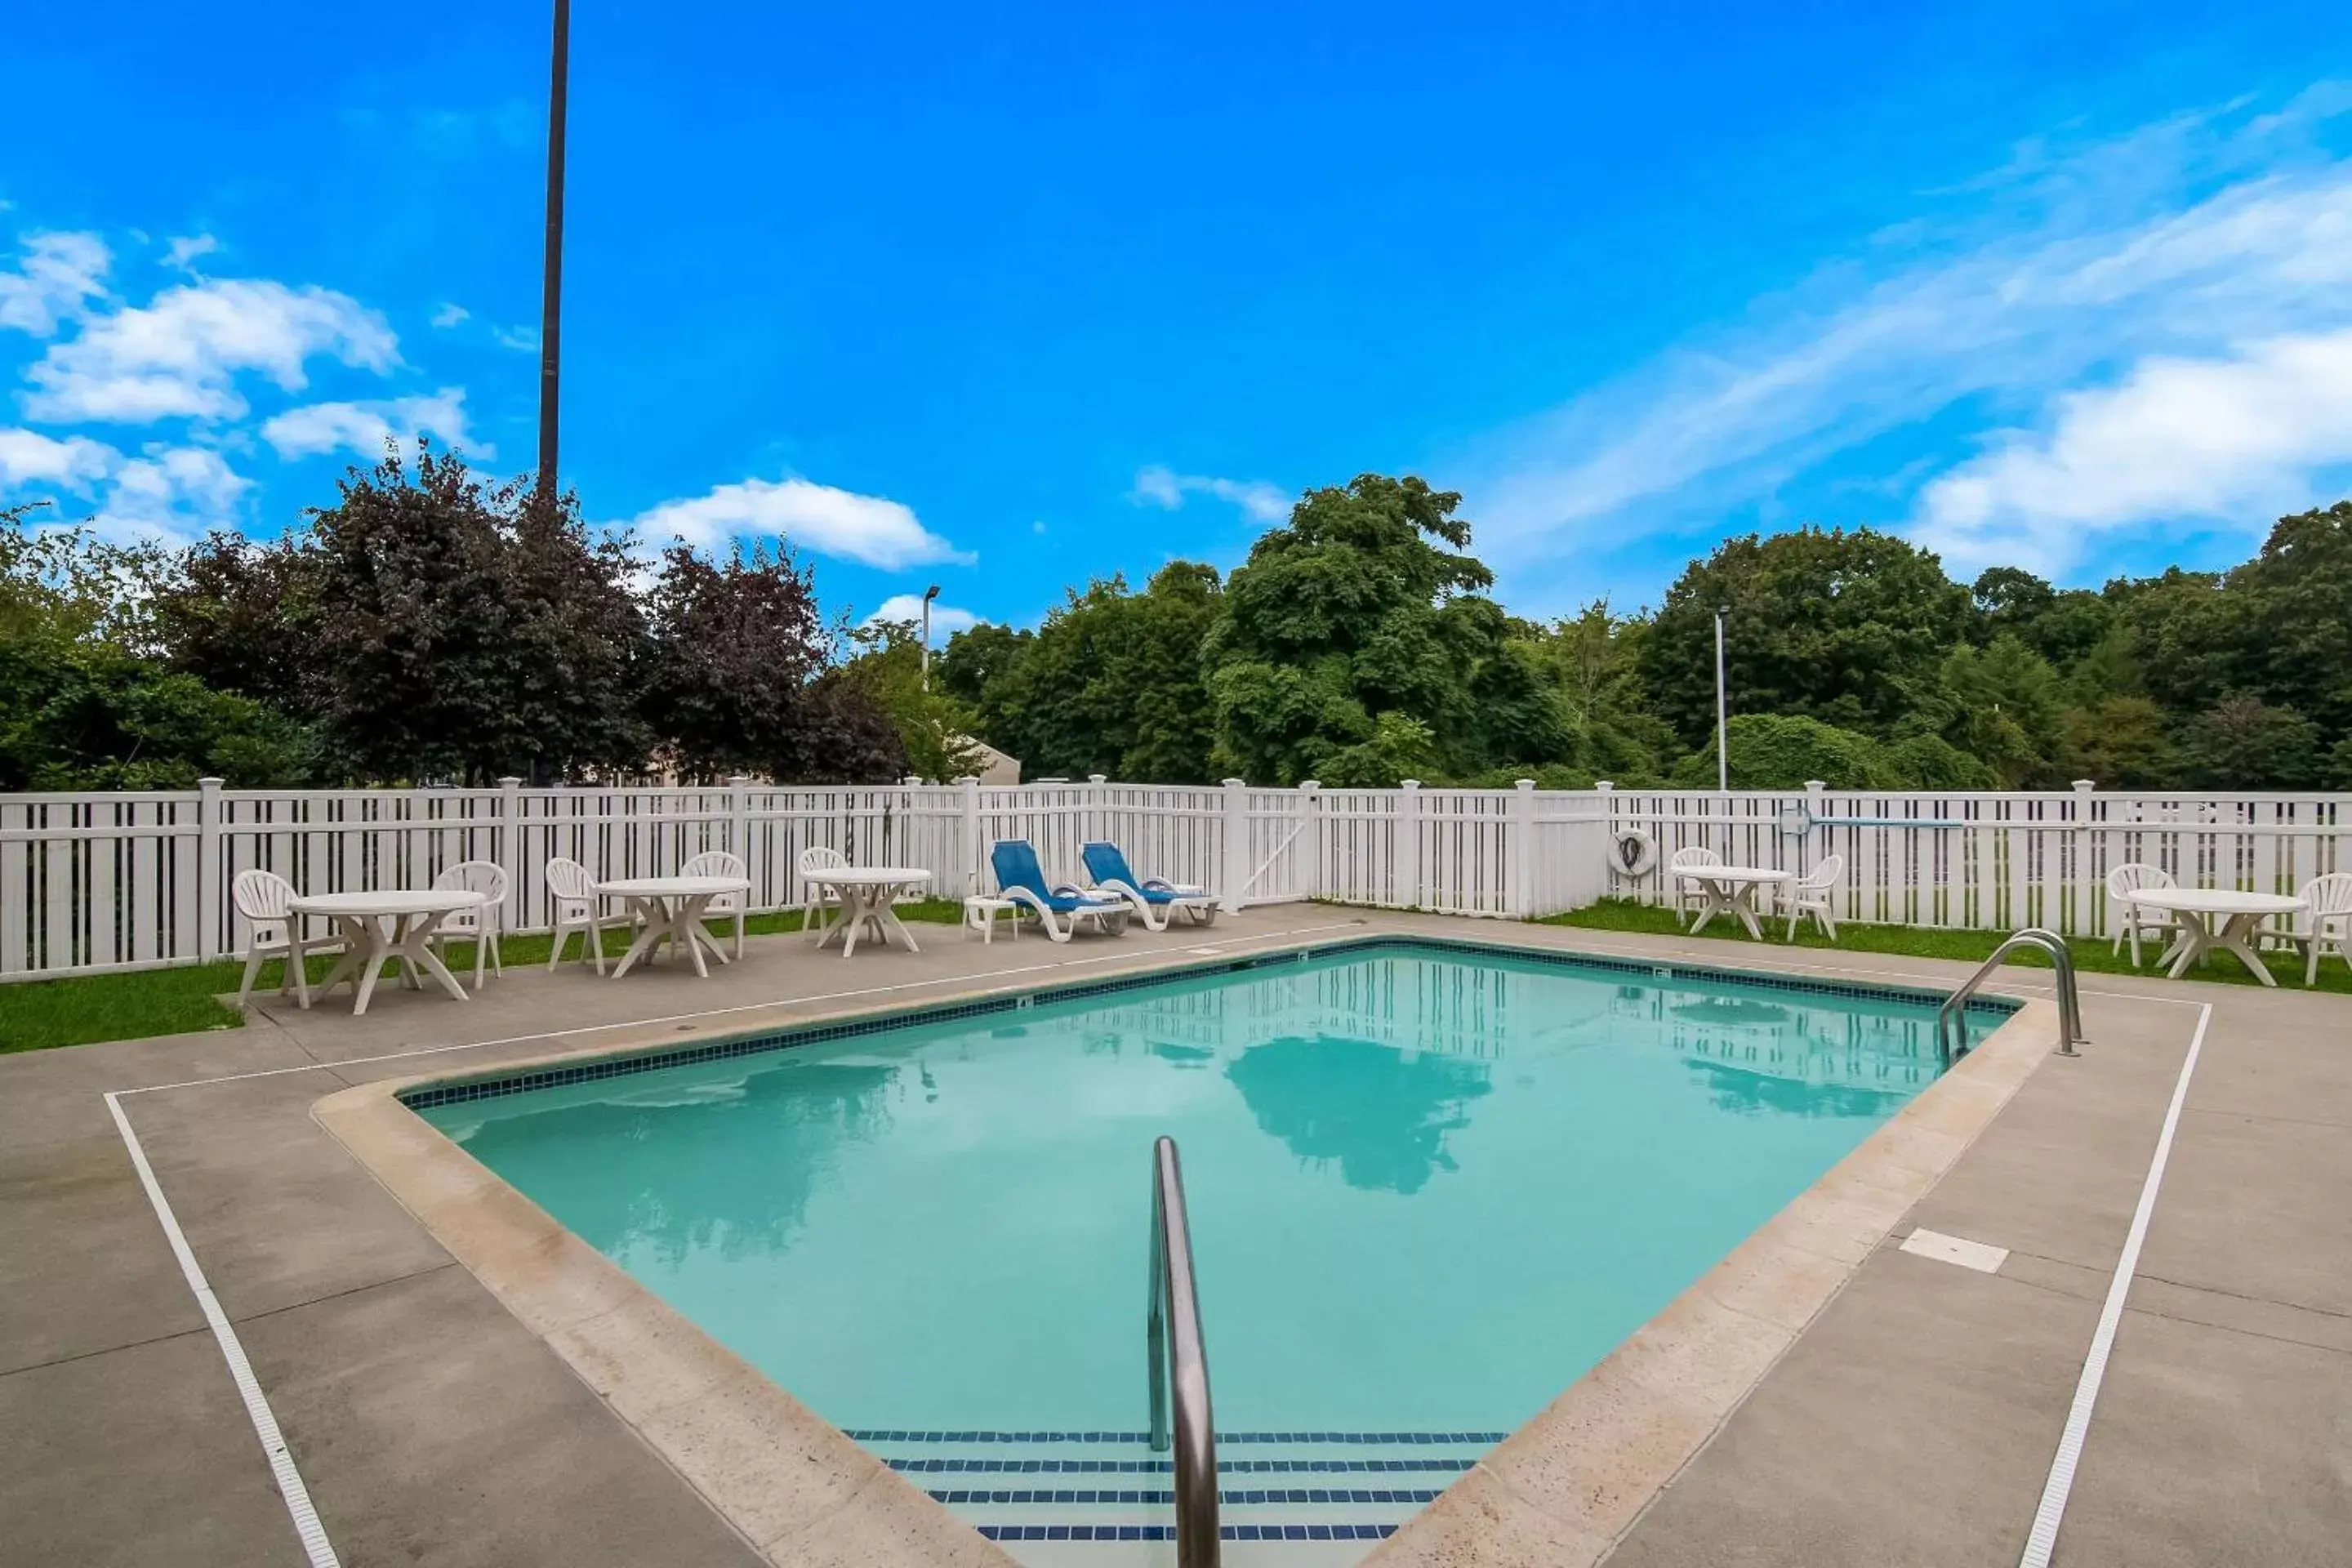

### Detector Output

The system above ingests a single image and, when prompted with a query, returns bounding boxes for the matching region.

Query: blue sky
[6,3,2352,638]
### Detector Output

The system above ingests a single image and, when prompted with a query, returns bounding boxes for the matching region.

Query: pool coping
[311,929,2054,1568]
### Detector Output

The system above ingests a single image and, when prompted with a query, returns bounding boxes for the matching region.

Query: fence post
[497,776,523,933]
[728,774,751,856]
[960,774,983,896]
[1298,779,1322,902]
[196,777,224,960]
[1220,778,1250,912]
[1509,778,1537,919]
[2073,778,2098,937]
[1397,779,1423,910]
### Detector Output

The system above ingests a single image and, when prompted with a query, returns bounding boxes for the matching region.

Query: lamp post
[1713,606,1730,793]
[920,584,942,691]
[536,0,570,499]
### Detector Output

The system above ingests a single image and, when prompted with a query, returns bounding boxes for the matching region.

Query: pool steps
[852,1429,1502,1565]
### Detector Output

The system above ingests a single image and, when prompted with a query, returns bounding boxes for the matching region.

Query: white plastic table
[291,889,486,1015]
[595,875,754,978]
[1677,866,1793,940]
[816,867,933,957]
[2127,887,2306,987]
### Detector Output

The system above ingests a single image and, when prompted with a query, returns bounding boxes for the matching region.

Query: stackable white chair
[545,857,625,975]
[798,844,848,943]
[1667,846,1722,927]
[430,859,509,990]
[2270,871,2352,987]
[230,867,339,1009]
[1783,854,1845,941]
[681,849,750,960]
[2105,862,2176,969]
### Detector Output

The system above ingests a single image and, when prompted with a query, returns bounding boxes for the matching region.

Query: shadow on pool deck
[1,906,2345,1566]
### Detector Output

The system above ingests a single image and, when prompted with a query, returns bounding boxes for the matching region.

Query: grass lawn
[1542,897,2352,996]
[0,898,972,1057]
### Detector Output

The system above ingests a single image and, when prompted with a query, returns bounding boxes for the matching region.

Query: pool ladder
[1147,1136,1221,1568]
[1938,927,2089,1066]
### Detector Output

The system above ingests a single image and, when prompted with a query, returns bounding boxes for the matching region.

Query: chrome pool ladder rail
[1939,927,2087,1066]
[1146,1135,1220,1568]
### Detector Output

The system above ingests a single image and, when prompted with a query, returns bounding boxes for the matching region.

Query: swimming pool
[412,938,2007,1552]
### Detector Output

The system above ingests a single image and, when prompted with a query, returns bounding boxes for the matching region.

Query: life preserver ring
[1610,828,1658,878]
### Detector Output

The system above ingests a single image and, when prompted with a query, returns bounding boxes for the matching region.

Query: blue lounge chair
[990,840,1130,942]
[1081,842,1218,931]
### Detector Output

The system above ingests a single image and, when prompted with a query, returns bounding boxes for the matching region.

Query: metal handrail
[1938,927,2088,1066]
[1147,1136,1220,1568]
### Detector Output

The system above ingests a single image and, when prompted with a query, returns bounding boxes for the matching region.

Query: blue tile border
[396,934,2016,1111]
[889,1456,1476,1475]
[846,1428,1509,1446]
[929,1486,1444,1506]
[975,1521,1400,1543]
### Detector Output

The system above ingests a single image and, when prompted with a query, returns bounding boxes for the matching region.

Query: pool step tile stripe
[858,1428,1496,1566]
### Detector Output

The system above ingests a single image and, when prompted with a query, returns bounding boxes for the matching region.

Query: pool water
[422,942,1962,1446]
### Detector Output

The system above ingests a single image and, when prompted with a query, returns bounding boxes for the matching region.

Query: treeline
[939,474,2352,792]
[1,446,965,791]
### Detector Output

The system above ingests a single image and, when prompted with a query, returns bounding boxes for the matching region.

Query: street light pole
[536,0,570,499]
[1714,607,1730,793]
[920,585,942,691]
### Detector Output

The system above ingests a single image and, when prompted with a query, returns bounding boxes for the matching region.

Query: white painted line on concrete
[2017,1000,2212,1568]
[104,1092,342,1568]
[115,919,1372,1097]
[1900,1227,2010,1273]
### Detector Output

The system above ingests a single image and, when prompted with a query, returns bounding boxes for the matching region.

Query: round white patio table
[291,889,485,1016]
[595,875,754,979]
[2127,887,2305,987]
[814,867,933,957]
[1677,866,1793,941]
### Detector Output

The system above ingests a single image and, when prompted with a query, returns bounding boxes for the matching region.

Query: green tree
[1667,714,1897,791]
[639,541,834,782]
[835,619,982,780]
[2180,694,2323,788]
[2062,697,2178,789]
[142,529,324,715]
[1202,474,1526,785]
[1641,527,1973,744]
[1913,635,2069,788]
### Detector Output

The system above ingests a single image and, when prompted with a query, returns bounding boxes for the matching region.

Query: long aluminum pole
[1714,608,1729,792]
[537,0,570,497]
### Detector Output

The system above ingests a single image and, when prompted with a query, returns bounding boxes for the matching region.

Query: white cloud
[430,302,470,328]
[1129,464,1290,523]
[493,324,537,352]
[865,593,980,635]
[1915,328,2352,573]
[163,234,219,272]
[623,476,973,568]
[85,446,251,546]
[261,387,479,460]
[24,278,400,423]
[1031,519,1048,534]
[0,427,118,491]
[1466,88,2352,587]
[0,231,111,336]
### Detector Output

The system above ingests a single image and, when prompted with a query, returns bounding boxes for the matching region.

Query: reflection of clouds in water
[1681,1058,1913,1120]
[1225,1034,1494,1195]
[455,1059,898,1265]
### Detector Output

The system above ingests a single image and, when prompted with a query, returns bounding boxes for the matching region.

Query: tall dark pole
[537,0,570,498]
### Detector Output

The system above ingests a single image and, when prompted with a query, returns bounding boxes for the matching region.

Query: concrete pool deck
[3,906,2347,1565]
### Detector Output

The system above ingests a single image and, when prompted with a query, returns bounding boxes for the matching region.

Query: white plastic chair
[2270,872,2352,987]
[545,858,624,975]
[230,868,339,1009]
[681,849,749,960]
[1668,846,1722,927]
[1783,853,1845,941]
[2105,862,2176,969]
[431,860,509,990]
[798,844,847,944]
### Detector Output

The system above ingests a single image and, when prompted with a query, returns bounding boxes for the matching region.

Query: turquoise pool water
[420,942,1967,1437]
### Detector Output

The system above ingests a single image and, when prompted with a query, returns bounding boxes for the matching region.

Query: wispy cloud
[1130,464,1291,523]
[163,234,219,272]
[492,324,537,353]
[24,277,399,423]
[1468,84,2352,585]
[261,387,479,461]
[430,302,470,329]
[0,426,116,490]
[864,592,980,635]
[622,475,973,569]
[0,231,111,337]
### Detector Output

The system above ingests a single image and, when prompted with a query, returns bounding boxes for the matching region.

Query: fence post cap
[2072,778,2097,791]
[727,774,751,786]
[197,776,225,789]
[1804,779,1826,792]
[953,775,980,786]
[1088,773,1108,784]
[496,775,523,787]
[1399,777,1421,789]
[1298,778,1321,791]
[1514,777,1537,791]
[1222,777,1247,787]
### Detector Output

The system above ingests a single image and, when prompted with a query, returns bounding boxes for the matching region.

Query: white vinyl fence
[1601,782,2352,939]
[3,773,2344,982]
